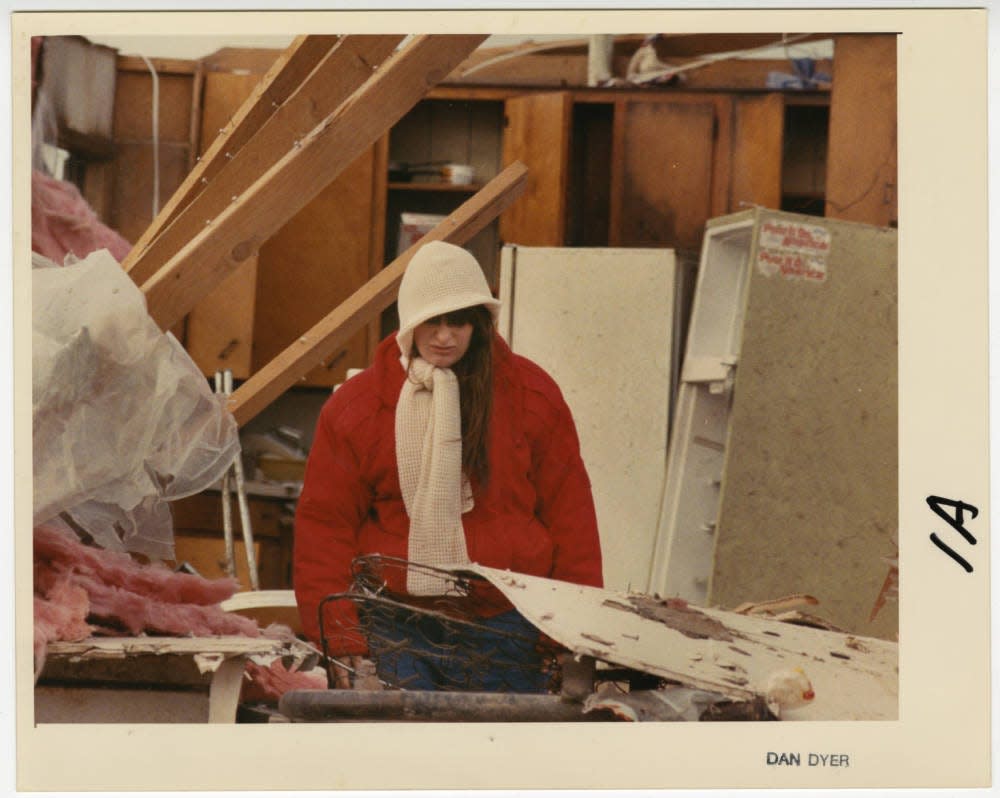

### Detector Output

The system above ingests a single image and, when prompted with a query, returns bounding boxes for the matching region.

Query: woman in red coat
[294,241,603,691]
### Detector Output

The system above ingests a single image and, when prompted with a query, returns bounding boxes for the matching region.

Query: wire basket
[318,555,560,693]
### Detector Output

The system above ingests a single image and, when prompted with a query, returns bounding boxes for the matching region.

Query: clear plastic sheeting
[582,687,729,722]
[32,249,240,558]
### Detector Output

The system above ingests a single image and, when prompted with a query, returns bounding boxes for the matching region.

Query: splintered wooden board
[465,565,898,721]
[498,246,677,593]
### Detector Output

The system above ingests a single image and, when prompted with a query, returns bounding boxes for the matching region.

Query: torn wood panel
[141,34,487,332]
[127,35,402,286]
[227,159,528,426]
[462,565,898,721]
[123,35,341,271]
[44,636,285,659]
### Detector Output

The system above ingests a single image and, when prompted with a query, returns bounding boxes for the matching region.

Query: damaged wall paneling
[37,36,118,160]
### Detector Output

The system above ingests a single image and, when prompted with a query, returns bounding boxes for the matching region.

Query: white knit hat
[396,241,501,357]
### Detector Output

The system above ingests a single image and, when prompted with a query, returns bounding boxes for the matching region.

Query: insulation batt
[33,524,259,654]
[34,523,239,605]
[241,660,328,705]
[31,170,132,263]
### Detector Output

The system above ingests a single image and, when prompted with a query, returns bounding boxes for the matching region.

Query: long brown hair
[409,304,495,488]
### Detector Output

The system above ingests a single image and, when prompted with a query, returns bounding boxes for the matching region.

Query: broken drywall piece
[460,564,898,721]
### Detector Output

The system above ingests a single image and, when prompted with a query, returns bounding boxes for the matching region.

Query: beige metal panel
[649,216,756,603]
[710,209,898,640]
[465,565,898,721]
[498,245,676,592]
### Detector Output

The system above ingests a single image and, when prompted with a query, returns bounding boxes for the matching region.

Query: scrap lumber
[140,34,487,332]
[126,35,404,285]
[228,160,528,426]
[124,35,341,271]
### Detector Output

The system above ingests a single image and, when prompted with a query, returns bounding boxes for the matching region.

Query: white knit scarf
[395,356,473,595]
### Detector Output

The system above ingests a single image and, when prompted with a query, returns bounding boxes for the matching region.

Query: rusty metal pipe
[279,689,617,723]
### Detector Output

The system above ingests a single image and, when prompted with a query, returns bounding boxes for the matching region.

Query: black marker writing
[927,495,979,572]
[929,532,974,573]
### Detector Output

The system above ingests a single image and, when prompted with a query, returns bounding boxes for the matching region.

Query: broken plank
[142,34,487,332]
[127,35,402,286]
[123,34,341,272]
[45,636,285,659]
[228,160,527,426]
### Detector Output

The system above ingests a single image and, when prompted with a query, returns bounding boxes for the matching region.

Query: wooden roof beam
[126,35,404,285]
[140,34,487,331]
[124,35,342,270]
[228,160,528,426]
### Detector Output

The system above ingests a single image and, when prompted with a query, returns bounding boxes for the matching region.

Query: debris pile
[33,522,258,669]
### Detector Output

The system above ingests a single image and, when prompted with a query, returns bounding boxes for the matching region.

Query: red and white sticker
[756,219,832,282]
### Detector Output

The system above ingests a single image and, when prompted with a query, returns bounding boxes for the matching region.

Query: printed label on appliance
[756,219,832,282]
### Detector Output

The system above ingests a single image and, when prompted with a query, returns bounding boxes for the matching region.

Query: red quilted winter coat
[294,332,603,653]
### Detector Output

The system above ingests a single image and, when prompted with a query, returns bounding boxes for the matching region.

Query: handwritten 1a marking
[929,533,973,573]
[927,495,979,572]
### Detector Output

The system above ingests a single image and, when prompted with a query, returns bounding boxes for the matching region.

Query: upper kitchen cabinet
[524,91,796,250]
[609,96,722,251]
[499,92,573,247]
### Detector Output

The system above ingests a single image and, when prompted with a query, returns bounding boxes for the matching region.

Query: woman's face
[414,314,474,368]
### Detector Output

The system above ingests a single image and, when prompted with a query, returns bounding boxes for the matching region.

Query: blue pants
[365,606,550,693]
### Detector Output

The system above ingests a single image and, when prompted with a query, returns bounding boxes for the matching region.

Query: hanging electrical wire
[460,32,821,85]
[139,55,161,218]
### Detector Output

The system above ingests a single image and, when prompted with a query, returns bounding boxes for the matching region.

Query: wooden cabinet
[610,97,720,250]
[499,92,573,247]
[102,46,873,392]
[508,90,798,255]
[168,491,295,591]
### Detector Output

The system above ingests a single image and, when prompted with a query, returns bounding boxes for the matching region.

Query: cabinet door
[609,99,716,251]
[499,92,572,246]
[730,94,784,211]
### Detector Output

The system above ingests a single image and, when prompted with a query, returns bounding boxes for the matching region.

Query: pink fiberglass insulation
[31,169,132,264]
[242,659,327,705]
[73,570,259,637]
[33,583,94,662]
[34,524,258,640]
[34,523,241,605]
